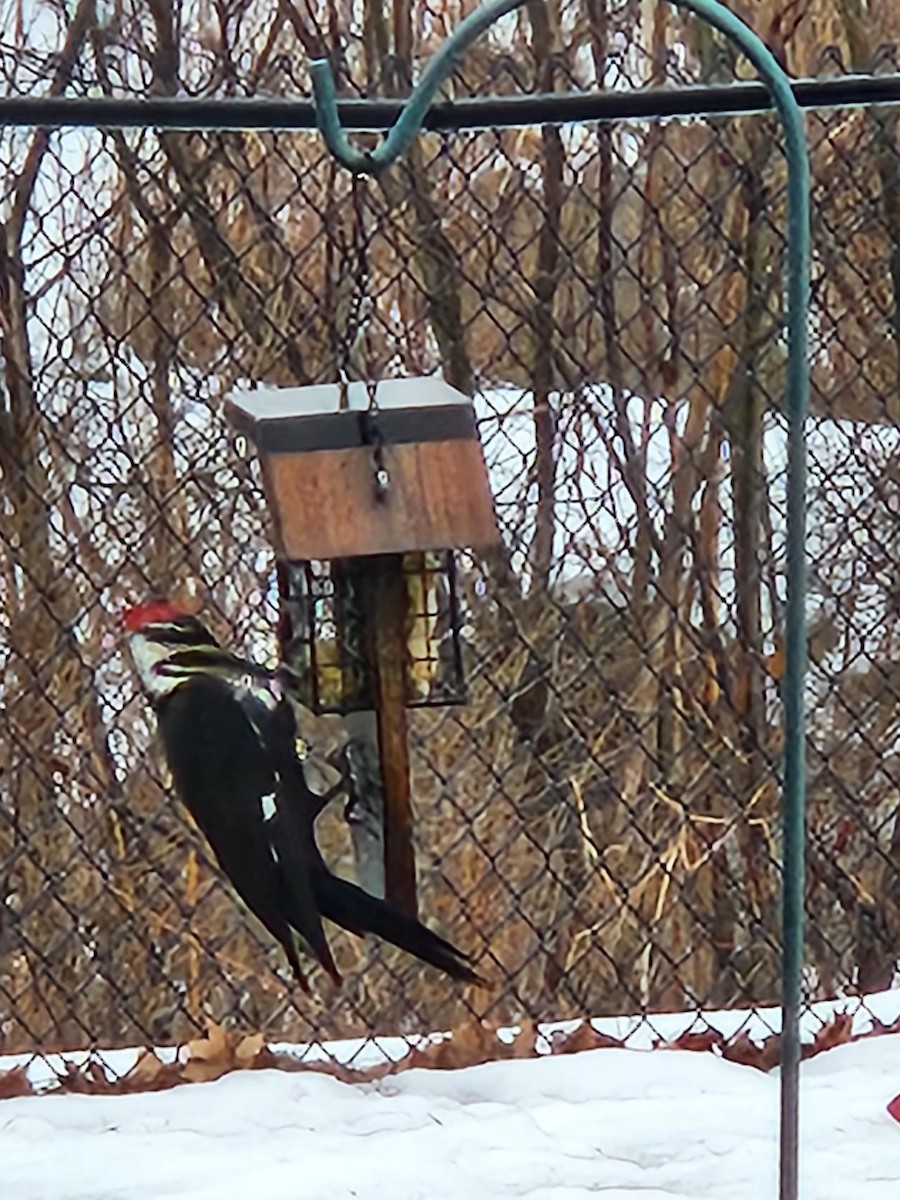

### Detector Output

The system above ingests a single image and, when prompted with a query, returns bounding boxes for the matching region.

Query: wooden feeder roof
[226,377,500,560]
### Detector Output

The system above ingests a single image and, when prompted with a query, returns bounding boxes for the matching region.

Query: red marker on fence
[888,1094,900,1125]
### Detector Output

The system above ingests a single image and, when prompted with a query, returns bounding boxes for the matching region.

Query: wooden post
[366,554,418,920]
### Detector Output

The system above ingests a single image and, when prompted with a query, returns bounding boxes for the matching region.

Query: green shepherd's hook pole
[649,15,810,1200]
[312,3,810,1196]
[676,22,808,1200]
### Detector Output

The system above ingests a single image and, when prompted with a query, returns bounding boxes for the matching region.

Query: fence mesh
[2,0,900,1077]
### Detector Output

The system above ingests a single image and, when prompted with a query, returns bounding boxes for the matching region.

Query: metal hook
[309,0,540,175]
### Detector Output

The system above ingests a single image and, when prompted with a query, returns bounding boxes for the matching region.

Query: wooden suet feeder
[226,377,500,918]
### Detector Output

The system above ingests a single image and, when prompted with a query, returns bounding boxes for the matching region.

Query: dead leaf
[55,1060,115,1094]
[127,1049,165,1082]
[549,1022,624,1055]
[721,1031,782,1072]
[181,1018,240,1084]
[119,1056,184,1094]
[0,1066,34,1099]
[387,1019,541,1074]
[235,1032,266,1064]
[250,1047,310,1075]
[405,1021,499,1071]
[804,1013,853,1059]
[655,1029,724,1054]
[505,1020,540,1059]
[868,1017,900,1038]
[186,1019,230,1063]
[181,1057,230,1085]
[121,1049,175,1091]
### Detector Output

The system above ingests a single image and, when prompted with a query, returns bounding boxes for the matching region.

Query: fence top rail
[1,71,900,132]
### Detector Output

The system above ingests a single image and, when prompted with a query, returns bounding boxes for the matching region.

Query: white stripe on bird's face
[128,623,267,699]
[128,632,184,697]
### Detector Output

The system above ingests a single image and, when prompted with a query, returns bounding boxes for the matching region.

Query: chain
[339,176,390,500]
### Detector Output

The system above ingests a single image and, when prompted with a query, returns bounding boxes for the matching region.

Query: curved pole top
[310,0,538,174]
[310,0,807,183]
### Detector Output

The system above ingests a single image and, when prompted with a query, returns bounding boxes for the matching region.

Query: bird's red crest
[122,600,186,633]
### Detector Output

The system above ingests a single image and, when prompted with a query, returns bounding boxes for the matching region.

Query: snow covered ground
[2,1030,899,1199]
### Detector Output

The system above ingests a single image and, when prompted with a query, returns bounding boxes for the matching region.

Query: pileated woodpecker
[123,600,484,991]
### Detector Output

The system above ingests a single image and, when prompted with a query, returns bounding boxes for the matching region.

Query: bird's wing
[155,676,337,985]
[247,695,341,985]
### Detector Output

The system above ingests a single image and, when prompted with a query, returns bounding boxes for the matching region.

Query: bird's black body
[126,603,484,990]
[156,673,339,989]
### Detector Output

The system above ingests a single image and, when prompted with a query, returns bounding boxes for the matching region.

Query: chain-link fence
[2,0,900,1079]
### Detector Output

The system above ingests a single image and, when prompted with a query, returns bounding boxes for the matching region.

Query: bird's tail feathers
[279,887,343,988]
[312,869,488,987]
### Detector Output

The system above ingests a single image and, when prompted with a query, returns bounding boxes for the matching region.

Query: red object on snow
[888,1094,900,1124]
